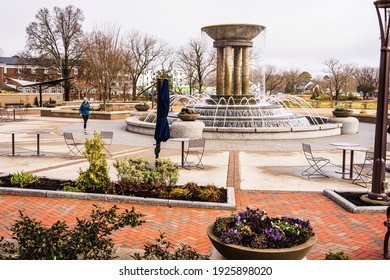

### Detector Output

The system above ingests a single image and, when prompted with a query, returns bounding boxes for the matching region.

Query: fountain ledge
[125,116,342,140]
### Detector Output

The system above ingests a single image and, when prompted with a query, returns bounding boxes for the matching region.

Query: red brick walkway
[0,190,386,260]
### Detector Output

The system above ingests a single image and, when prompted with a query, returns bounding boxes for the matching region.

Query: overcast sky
[0,0,381,77]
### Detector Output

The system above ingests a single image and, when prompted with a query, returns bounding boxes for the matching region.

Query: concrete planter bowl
[332,110,353,117]
[207,225,317,260]
[177,113,199,121]
[134,105,150,111]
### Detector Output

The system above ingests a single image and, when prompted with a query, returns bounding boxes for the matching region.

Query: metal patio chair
[63,132,85,159]
[101,131,113,157]
[352,150,374,188]
[183,139,206,169]
[301,143,330,178]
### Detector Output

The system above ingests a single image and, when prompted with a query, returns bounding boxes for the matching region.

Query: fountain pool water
[144,93,323,128]
[126,93,341,140]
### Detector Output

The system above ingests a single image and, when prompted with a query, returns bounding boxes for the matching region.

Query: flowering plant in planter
[134,101,150,111]
[212,207,314,249]
[179,107,196,114]
[332,104,353,117]
[137,101,148,106]
[177,107,199,121]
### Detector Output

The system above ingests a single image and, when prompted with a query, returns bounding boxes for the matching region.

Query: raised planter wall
[0,93,63,106]
[41,108,131,120]
[352,113,390,125]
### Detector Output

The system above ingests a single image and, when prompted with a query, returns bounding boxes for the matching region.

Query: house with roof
[295,81,320,95]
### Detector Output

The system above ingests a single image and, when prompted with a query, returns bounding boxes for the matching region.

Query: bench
[3,103,28,120]
[5,103,24,108]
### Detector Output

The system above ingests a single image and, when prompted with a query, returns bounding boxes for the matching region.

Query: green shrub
[113,157,179,194]
[0,205,145,260]
[62,185,82,192]
[113,157,151,193]
[33,97,39,107]
[10,171,39,188]
[169,187,190,199]
[199,184,221,202]
[131,232,209,260]
[183,181,202,194]
[153,158,179,187]
[76,131,111,193]
[325,251,351,260]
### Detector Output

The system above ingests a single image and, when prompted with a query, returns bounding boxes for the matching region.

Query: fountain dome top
[201,24,265,42]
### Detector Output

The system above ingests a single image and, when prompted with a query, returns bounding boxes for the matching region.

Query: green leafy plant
[10,171,39,188]
[113,157,151,193]
[131,232,209,260]
[169,187,190,199]
[113,157,179,195]
[333,104,351,111]
[199,183,221,202]
[47,97,56,104]
[183,181,202,194]
[325,251,351,260]
[62,185,82,192]
[0,205,145,260]
[76,131,111,193]
[213,207,314,249]
[33,97,39,107]
[179,107,196,114]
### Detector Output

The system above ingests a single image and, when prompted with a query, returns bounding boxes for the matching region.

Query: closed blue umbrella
[154,78,171,162]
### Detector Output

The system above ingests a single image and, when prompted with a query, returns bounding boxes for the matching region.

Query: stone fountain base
[125,116,342,140]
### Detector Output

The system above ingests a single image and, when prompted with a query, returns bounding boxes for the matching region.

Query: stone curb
[323,189,388,213]
[0,187,236,210]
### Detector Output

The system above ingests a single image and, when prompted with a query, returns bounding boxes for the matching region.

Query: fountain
[125,24,341,140]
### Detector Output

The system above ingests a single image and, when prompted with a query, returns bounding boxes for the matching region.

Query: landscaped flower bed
[0,174,227,204]
[212,207,314,249]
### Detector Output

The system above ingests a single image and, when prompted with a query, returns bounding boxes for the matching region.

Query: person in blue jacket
[79,97,90,133]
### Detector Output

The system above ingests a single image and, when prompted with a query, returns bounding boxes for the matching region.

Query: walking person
[79,97,90,133]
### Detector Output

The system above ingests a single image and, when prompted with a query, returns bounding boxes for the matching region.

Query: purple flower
[213,207,314,249]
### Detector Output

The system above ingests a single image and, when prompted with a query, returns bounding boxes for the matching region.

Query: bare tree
[176,38,215,94]
[24,5,85,101]
[282,69,301,94]
[264,65,285,93]
[122,30,173,100]
[354,66,379,98]
[83,24,123,109]
[322,58,356,100]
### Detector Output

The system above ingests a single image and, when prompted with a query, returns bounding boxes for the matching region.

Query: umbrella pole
[154,141,161,167]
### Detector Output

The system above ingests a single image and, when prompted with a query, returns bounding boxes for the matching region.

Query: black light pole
[370,0,390,201]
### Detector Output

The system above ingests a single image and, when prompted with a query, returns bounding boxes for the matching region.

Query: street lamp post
[370,0,390,201]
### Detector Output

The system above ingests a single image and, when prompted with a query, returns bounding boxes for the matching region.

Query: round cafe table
[329,142,361,177]
[0,131,24,156]
[170,138,190,167]
[336,146,369,180]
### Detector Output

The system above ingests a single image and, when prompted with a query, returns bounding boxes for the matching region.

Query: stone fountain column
[201,24,265,97]
[242,47,250,96]
[216,47,225,95]
[233,47,242,96]
[224,46,233,96]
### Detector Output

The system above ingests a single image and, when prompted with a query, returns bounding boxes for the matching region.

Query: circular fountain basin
[125,114,342,140]
[125,93,342,140]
